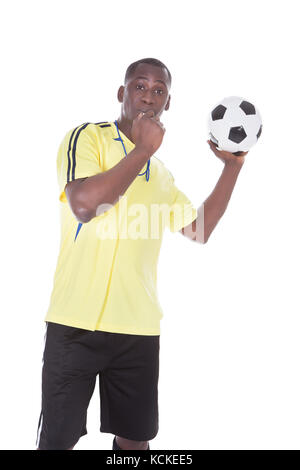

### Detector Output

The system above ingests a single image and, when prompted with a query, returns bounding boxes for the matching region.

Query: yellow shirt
[45,121,198,335]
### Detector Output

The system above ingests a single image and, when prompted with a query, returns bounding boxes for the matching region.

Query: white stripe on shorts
[36,322,49,448]
[36,412,43,448]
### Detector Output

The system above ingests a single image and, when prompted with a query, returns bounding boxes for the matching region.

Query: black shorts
[36,322,160,450]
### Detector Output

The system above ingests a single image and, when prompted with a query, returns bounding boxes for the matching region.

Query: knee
[116,436,149,450]
[37,446,74,450]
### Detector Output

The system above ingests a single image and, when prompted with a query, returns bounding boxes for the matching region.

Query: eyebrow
[134,76,167,87]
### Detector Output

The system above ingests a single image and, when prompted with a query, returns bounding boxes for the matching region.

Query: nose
[141,89,154,105]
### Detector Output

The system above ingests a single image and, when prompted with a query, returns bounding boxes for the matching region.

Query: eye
[136,83,144,90]
[155,89,164,95]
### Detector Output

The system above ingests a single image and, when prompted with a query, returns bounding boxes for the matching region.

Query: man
[36,58,247,450]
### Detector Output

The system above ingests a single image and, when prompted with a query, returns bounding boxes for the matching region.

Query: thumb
[144,109,155,118]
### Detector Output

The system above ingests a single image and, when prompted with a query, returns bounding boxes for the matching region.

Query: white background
[1,0,299,450]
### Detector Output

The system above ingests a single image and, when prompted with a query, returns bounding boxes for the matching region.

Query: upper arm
[179,218,197,241]
[179,207,206,243]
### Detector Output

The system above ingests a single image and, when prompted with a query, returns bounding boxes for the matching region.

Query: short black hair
[124,58,172,87]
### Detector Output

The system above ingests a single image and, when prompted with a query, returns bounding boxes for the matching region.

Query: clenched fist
[131,110,166,157]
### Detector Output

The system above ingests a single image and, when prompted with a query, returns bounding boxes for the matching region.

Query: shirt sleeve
[57,123,102,203]
[167,172,198,233]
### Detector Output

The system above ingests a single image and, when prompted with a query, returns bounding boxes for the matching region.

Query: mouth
[137,108,155,115]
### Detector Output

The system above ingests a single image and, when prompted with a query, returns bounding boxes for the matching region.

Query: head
[117,58,171,121]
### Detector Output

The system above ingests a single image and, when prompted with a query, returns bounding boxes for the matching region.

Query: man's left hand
[207,139,248,166]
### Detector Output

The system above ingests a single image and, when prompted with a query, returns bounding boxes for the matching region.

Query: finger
[207,140,218,152]
[207,139,217,148]
[144,110,155,118]
[207,140,222,157]
[150,114,160,122]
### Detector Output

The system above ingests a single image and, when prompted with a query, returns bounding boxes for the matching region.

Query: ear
[165,94,171,111]
[117,85,124,103]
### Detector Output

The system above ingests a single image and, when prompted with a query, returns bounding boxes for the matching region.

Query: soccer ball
[208,96,262,155]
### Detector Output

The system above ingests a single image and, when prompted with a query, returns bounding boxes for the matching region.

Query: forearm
[194,161,244,243]
[74,147,151,222]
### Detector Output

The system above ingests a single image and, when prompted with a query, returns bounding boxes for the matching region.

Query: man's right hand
[131,110,166,157]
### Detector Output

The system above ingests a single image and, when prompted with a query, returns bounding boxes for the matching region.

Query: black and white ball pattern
[208,96,262,155]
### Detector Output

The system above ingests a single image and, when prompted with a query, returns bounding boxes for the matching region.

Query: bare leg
[36,446,74,450]
[116,436,149,450]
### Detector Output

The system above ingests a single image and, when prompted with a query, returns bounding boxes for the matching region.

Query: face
[118,63,171,121]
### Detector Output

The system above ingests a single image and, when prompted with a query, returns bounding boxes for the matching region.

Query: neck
[116,115,132,142]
